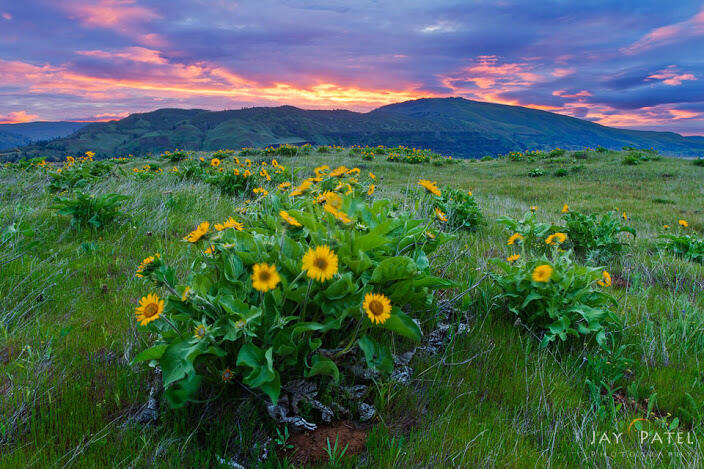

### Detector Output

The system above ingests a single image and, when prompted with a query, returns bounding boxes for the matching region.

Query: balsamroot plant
[416,181,482,231]
[658,220,704,263]
[133,166,455,409]
[490,251,618,348]
[561,210,636,262]
[52,191,128,229]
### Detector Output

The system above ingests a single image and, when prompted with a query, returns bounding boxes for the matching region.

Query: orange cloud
[0,111,40,124]
[647,66,696,86]
[622,6,704,54]
[77,47,168,65]
[552,68,575,78]
[670,109,699,119]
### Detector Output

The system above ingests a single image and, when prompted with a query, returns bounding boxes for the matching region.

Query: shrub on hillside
[561,210,636,262]
[693,157,704,167]
[429,186,482,231]
[528,168,545,177]
[52,191,128,229]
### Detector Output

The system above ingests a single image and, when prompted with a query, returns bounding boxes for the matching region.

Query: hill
[0,121,86,150]
[15,98,704,158]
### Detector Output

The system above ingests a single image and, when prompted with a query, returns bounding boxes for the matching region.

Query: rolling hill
[0,121,86,150]
[14,98,704,159]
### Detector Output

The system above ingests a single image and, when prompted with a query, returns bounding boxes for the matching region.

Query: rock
[359,403,376,422]
[136,385,159,425]
[215,455,246,469]
[391,365,413,384]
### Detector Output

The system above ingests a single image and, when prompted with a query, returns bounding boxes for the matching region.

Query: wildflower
[507,254,520,262]
[184,221,210,243]
[663,225,670,230]
[322,191,342,208]
[467,190,473,196]
[418,179,441,197]
[135,293,164,325]
[507,233,524,245]
[253,187,268,196]
[193,324,207,340]
[346,167,360,175]
[260,169,271,181]
[290,179,313,196]
[597,270,612,287]
[271,159,278,167]
[243,170,251,177]
[314,165,330,177]
[251,263,281,292]
[425,231,436,239]
[367,184,375,196]
[214,217,243,231]
[278,182,291,190]
[679,219,689,227]
[302,245,339,282]
[622,212,628,221]
[369,172,376,180]
[199,157,205,162]
[561,204,569,213]
[66,156,75,164]
[233,168,240,176]
[545,232,567,245]
[323,203,352,223]
[204,246,215,255]
[135,253,160,278]
[222,368,233,382]
[532,264,553,283]
[280,210,302,227]
[530,206,538,212]
[181,286,191,302]
[363,293,392,325]
[132,168,140,173]
[330,166,349,177]
[434,208,448,222]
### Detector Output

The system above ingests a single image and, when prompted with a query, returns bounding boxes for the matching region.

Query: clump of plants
[528,168,545,177]
[658,220,704,263]
[496,208,560,254]
[490,250,618,347]
[693,157,704,167]
[161,150,191,162]
[561,210,636,262]
[132,167,454,413]
[554,168,569,177]
[52,191,128,229]
[418,182,482,231]
[48,158,113,192]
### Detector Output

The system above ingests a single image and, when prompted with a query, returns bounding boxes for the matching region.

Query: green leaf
[306,355,340,383]
[380,307,422,342]
[324,272,354,300]
[358,335,393,374]
[224,253,243,282]
[370,256,418,283]
[164,372,202,409]
[160,341,196,387]
[131,344,168,365]
[236,344,276,388]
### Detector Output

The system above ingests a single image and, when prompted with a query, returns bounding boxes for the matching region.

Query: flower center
[314,257,328,270]
[259,271,271,282]
[144,303,159,318]
[369,300,383,316]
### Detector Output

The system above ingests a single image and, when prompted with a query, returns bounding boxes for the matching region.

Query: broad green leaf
[380,307,422,342]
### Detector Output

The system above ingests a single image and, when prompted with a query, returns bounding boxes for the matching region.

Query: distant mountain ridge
[14,98,704,159]
[0,122,87,150]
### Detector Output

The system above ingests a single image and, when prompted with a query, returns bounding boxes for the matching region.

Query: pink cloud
[647,66,696,86]
[670,109,699,119]
[0,111,40,124]
[77,47,168,65]
[1,12,11,20]
[622,6,704,54]
[552,67,575,78]
[552,89,592,98]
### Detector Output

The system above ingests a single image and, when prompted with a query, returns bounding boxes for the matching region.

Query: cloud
[622,6,704,54]
[1,12,12,20]
[419,21,458,34]
[0,111,39,123]
[552,68,575,78]
[647,65,696,86]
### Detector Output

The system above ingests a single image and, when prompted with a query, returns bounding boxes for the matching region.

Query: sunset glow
[1,1,703,134]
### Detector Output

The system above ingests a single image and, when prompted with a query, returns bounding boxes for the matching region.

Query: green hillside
[0,122,86,150]
[16,98,704,159]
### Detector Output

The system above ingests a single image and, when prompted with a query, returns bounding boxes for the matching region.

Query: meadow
[1,145,703,468]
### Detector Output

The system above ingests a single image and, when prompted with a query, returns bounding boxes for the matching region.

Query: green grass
[1,148,703,468]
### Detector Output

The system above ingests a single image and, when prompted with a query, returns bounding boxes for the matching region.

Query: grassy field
[1,148,703,468]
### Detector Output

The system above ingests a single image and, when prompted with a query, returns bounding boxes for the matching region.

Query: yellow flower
[545,232,567,245]
[418,179,441,197]
[425,231,436,239]
[302,245,339,282]
[507,233,524,245]
[135,293,164,326]
[251,263,281,292]
[66,156,75,163]
[193,324,207,340]
[532,264,553,283]
[561,204,569,213]
[271,159,278,167]
[679,219,689,227]
[184,222,210,243]
[597,270,612,287]
[199,157,205,162]
[278,181,291,190]
[507,254,520,262]
[369,172,376,180]
[233,168,240,176]
[253,187,269,196]
[363,293,392,325]
[322,191,342,208]
[181,286,191,302]
[434,208,448,222]
[135,253,160,278]
[323,203,352,223]
[204,246,215,255]
[260,169,271,181]
[243,169,251,177]
[314,165,330,177]
[467,190,473,196]
[346,167,360,175]
[211,158,221,167]
[530,206,538,212]
[622,212,628,221]
[290,178,313,196]
[280,210,302,227]
[214,217,243,231]
[663,225,670,230]
[330,166,349,177]
[367,184,375,196]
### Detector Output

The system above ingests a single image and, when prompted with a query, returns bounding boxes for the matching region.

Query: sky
[0,1,703,135]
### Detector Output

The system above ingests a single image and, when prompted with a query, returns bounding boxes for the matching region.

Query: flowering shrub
[497,209,560,254]
[133,167,454,409]
[658,223,704,263]
[561,210,636,262]
[161,150,191,162]
[52,191,129,229]
[431,186,482,231]
[48,159,113,192]
[490,251,618,347]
